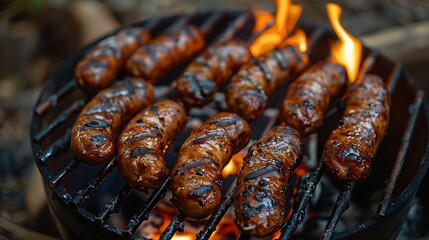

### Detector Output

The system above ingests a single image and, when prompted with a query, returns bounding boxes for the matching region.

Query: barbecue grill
[30,11,429,240]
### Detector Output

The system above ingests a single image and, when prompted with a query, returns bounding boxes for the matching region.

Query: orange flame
[252,10,275,33]
[327,3,362,82]
[222,152,244,177]
[250,0,302,57]
[171,234,194,240]
[278,28,307,53]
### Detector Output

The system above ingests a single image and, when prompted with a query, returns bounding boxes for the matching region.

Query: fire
[278,28,307,53]
[327,3,362,82]
[222,152,244,177]
[250,0,303,57]
[252,10,274,33]
[171,233,194,240]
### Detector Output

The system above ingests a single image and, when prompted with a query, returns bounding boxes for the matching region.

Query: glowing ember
[327,3,362,82]
[172,233,194,240]
[250,0,302,57]
[222,152,245,177]
[278,28,307,53]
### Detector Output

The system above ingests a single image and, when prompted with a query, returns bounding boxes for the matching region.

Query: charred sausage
[322,74,390,181]
[175,41,252,107]
[280,60,346,136]
[171,112,251,219]
[126,26,205,82]
[225,45,308,121]
[117,99,187,191]
[71,77,154,164]
[235,125,304,237]
[75,27,151,93]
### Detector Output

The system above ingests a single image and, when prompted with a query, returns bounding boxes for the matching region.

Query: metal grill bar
[50,158,80,187]
[70,158,117,208]
[377,90,424,217]
[34,99,86,142]
[123,177,172,236]
[38,129,71,162]
[387,64,402,93]
[278,162,324,240]
[96,184,134,223]
[159,211,186,240]
[321,181,355,240]
[34,81,77,115]
[197,179,237,240]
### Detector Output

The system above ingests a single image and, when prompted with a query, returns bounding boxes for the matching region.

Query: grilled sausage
[117,99,187,191]
[126,26,205,82]
[225,45,308,121]
[235,125,304,237]
[71,77,154,164]
[280,61,346,136]
[322,74,390,181]
[75,27,151,93]
[171,112,251,219]
[175,41,252,107]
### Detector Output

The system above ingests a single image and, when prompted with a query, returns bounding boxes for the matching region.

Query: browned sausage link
[71,77,155,164]
[322,74,390,181]
[117,99,187,191]
[171,112,251,219]
[175,41,252,107]
[74,27,151,93]
[225,45,309,121]
[235,125,304,237]
[126,26,205,82]
[280,61,346,136]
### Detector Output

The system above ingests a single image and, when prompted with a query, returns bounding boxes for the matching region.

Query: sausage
[171,112,251,219]
[71,77,154,164]
[322,74,390,181]
[225,45,308,121]
[117,99,187,191]
[74,27,151,93]
[280,60,346,136]
[235,125,304,237]
[126,26,205,82]
[175,41,252,107]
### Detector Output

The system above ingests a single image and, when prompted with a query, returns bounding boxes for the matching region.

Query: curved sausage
[71,77,155,164]
[74,27,151,93]
[280,60,346,136]
[235,125,304,237]
[171,112,251,219]
[117,99,187,191]
[322,74,390,181]
[175,41,252,107]
[126,26,205,82]
[225,45,308,121]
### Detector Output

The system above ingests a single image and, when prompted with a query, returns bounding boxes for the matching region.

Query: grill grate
[31,11,429,240]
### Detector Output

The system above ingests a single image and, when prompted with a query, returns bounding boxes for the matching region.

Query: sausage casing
[175,41,252,107]
[71,78,155,164]
[117,99,187,190]
[74,27,151,93]
[235,125,304,237]
[280,61,346,136]
[226,45,308,121]
[322,74,390,181]
[171,112,251,219]
[126,26,205,81]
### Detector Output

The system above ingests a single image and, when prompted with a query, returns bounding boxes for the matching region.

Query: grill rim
[30,10,429,240]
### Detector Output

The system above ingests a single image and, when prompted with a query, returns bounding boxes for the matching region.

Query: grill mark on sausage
[85,100,120,115]
[244,164,282,181]
[90,134,109,145]
[211,116,238,126]
[125,130,160,144]
[190,185,213,197]
[255,59,273,82]
[81,119,110,131]
[130,147,157,158]
[273,49,288,69]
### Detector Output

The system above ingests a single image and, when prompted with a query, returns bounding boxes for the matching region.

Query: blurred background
[1,0,428,238]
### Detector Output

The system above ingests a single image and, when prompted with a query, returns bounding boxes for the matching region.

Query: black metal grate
[31,11,429,240]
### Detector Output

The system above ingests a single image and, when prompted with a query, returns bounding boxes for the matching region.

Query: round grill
[30,11,429,239]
